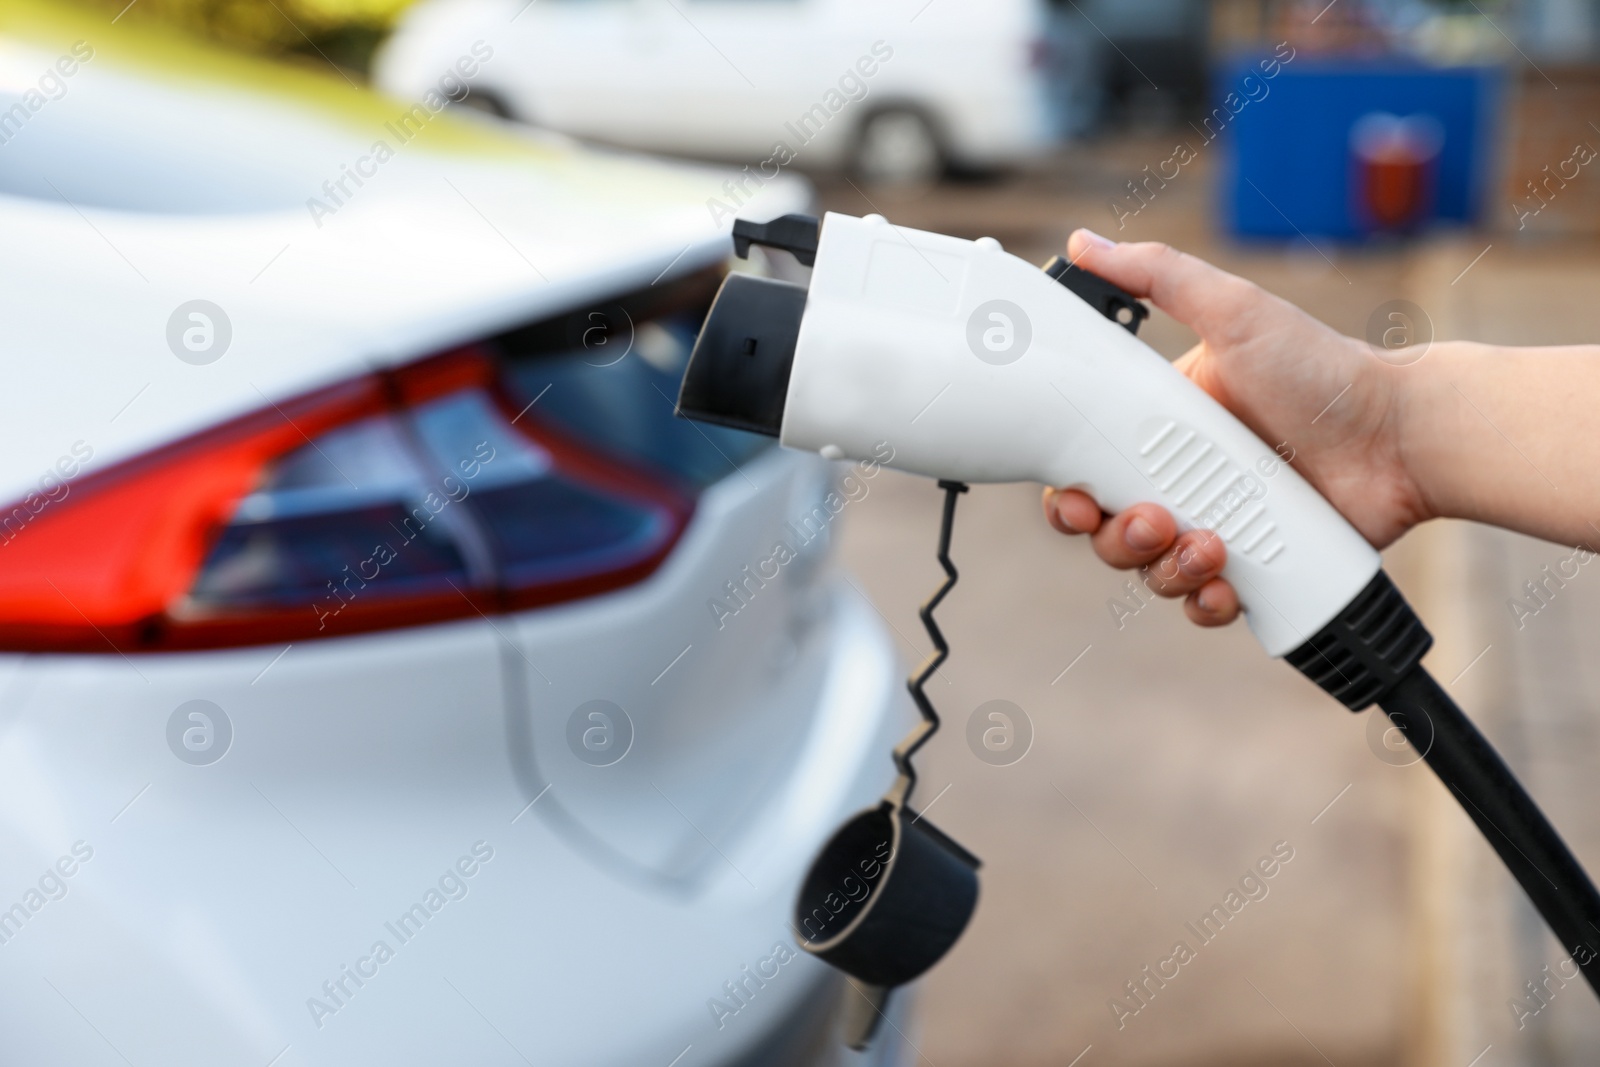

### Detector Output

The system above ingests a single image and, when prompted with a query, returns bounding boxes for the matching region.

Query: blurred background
[31,0,1600,1063]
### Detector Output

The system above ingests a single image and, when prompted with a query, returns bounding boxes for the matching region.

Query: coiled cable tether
[886,480,969,811]
[1290,571,1600,998]
[797,479,980,1039]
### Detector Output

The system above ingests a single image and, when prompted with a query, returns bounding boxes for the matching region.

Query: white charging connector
[775,211,1381,656]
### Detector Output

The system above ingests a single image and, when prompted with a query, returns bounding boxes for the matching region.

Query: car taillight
[0,348,692,652]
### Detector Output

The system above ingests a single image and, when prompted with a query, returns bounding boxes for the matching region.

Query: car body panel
[0,575,909,1065]
[504,446,895,884]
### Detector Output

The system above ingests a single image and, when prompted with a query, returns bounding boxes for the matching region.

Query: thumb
[1065,229,1261,345]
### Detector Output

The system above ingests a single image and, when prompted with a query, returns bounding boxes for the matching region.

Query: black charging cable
[1384,668,1600,996]
[1291,571,1600,998]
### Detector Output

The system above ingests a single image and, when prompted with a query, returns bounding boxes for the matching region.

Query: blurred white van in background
[375,0,1093,183]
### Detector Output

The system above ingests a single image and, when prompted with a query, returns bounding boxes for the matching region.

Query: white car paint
[0,27,800,501]
[0,8,916,1065]
[375,0,1073,175]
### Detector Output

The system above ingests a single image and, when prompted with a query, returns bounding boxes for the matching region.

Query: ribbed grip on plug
[1284,570,1433,711]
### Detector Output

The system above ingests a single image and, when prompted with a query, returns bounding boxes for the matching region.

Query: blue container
[1216,54,1503,240]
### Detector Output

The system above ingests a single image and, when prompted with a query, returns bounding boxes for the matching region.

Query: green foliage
[70,0,416,73]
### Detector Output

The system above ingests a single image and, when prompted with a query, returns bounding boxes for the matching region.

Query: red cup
[1350,111,1445,232]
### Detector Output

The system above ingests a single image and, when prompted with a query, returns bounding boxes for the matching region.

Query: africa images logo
[966,300,1032,366]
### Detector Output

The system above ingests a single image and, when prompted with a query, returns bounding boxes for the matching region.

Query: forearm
[1398,341,1600,548]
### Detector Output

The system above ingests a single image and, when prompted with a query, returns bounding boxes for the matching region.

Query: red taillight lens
[0,348,692,652]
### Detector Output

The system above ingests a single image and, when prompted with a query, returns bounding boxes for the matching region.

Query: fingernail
[1125,516,1163,552]
[1052,498,1082,533]
[1076,228,1115,250]
[1196,586,1221,615]
[1178,547,1215,579]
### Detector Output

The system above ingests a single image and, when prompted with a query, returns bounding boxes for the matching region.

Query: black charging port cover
[675,273,807,437]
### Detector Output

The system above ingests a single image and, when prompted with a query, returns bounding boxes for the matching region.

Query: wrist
[1391,340,1477,527]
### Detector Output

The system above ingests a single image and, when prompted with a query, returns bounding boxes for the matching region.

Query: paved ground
[1391,242,1600,1067]
[812,142,1600,1067]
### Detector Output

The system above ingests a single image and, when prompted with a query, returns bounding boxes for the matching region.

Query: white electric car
[0,7,913,1066]
[374,0,1092,183]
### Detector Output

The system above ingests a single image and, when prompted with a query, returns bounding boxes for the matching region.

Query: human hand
[1042,230,1429,628]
